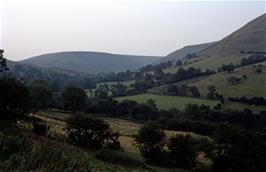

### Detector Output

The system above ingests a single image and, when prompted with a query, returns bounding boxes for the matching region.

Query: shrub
[135,122,166,164]
[167,134,198,167]
[32,121,49,135]
[66,114,121,150]
[95,149,146,168]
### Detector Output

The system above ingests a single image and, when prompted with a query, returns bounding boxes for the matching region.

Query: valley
[0,6,265,172]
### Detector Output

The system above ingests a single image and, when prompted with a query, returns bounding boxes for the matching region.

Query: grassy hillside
[157,42,216,63]
[187,13,266,70]
[35,110,200,172]
[191,62,266,98]
[116,94,218,110]
[20,51,161,73]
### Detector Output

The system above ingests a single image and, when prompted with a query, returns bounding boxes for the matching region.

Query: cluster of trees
[135,122,205,167]
[166,84,200,97]
[167,67,215,84]
[206,86,223,102]
[240,50,266,54]
[227,75,247,85]
[134,121,266,171]
[218,63,235,73]
[228,96,266,106]
[184,52,197,59]
[175,60,183,67]
[218,55,266,74]
[140,61,172,73]
[240,55,266,66]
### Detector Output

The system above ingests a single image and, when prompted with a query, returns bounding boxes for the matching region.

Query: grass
[97,80,135,88]
[116,94,218,111]
[191,62,266,98]
[147,76,210,95]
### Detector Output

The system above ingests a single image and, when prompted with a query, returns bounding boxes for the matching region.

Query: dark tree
[0,50,8,72]
[61,86,87,112]
[168,135,198,167]
[94,85,109,99]
[255,68,262,74]
[29,80,53,109]
[135,122,166,163]
[0,77,30,120]
[175,60,183,67]
[207,85,217,99]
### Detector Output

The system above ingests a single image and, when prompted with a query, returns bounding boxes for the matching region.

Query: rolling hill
[158,42,216,63]
[20,51,161,73]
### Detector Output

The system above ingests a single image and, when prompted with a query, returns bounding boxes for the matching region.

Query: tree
[207,85,217,99]
[168,134,198,167]
[227,76,239,85]
[212,125,266,172]
[190,86,200,97]
[29,80,53,109]
[66,114,121,150]
[110,83,128,97]
[94,85,109,99]
[0,50,8,72]
[0,77,30,120]
[175,60,183,67]
[256,68,262,74]
[61,86,87,112]
[135,122,166,163]
[219,63,235,73]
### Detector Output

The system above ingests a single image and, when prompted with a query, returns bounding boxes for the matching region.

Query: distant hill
[158,42,216,63]
[20,51,161,73]
[5,60,92,90]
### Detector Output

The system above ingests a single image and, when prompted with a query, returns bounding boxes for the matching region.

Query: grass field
[97,80,135,88]
[191,62,266,98]
[147,76,210,95]
[116,94,218,110]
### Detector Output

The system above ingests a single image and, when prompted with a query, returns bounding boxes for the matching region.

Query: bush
[66,114,121,150]
[32,121,49,135]
[95,149,146,168]
[167,134,198,167]
[135,122,166,164]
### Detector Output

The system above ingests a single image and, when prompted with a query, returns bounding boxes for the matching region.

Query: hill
[20,51,161,73]
[158,42,216,63]
[191,61,266,98]
[188,13,266,70]
[6,60,91,90]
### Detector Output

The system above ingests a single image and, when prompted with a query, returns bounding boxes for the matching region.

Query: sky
[0,0,265,61]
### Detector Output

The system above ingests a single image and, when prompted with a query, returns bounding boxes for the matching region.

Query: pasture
[116,94,218,110]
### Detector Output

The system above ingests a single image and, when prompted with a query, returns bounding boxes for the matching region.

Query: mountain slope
[158,42,216,63]
[20,51,161,73]
[199,13,266,58]
[187,13,266,70]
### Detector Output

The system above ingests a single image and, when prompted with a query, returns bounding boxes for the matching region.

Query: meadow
[191,62,266,98]
[116,94,218,110]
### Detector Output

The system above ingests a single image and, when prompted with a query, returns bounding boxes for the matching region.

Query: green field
[97,80,135,88]
[191,62,266,98]
[116,94,218,110]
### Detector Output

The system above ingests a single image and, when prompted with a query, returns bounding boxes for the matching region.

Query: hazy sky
[1,0,265,61]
